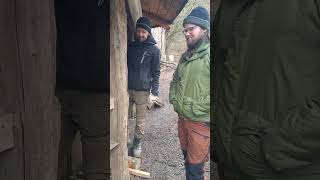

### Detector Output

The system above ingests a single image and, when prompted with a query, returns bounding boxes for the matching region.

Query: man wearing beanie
[169,6,210,180]
[127,16,160,157]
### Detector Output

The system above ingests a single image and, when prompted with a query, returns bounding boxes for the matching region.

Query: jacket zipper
[140,51,147,64]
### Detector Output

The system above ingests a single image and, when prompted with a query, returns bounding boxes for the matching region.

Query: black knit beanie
[136,16,152,34]
[183,6,209,30]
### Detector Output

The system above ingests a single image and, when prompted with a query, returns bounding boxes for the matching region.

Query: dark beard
[186,39,199,49]
[186,34,207,50]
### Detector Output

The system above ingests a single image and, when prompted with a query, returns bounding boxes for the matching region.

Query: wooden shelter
[0,0,188,179]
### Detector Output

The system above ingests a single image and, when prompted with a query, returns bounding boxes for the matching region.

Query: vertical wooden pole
[110,0,130,179]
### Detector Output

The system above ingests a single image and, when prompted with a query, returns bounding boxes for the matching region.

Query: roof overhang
[140,0,188,29]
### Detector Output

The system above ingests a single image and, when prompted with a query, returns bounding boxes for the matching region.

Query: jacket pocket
[188,127,210,163]
[191,94,210,117]
[181,97,193,119]
[262,97,320,172]
[191,103,209,117]
[231,110,274,177]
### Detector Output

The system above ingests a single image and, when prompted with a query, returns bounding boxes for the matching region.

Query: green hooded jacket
[169,42,210,122]
[213,1,320,179]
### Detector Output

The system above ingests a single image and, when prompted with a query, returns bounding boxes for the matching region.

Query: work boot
[132,137,142,157]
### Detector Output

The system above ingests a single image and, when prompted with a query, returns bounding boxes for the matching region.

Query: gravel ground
[130,67,216,180]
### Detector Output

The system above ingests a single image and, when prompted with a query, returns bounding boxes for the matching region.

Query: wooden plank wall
[0,0,25,179]
[15,0,60,179]
[110,0,130,179]
[0,0,60,180]
[1,0,59,180]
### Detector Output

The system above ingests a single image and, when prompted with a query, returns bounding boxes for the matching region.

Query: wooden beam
[129,168,151,178]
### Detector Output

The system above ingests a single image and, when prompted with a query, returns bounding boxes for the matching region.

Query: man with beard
[169,6,210,180]
[127,16,160,157]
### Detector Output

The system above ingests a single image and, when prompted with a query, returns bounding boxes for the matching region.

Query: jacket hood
[133,35,157,46]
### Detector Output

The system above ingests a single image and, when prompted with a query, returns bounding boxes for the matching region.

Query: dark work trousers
[178,118,210,180]
[56,88,108,180]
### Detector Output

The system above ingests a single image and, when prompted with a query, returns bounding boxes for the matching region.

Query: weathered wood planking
[0,0,27,179]
[0,113,14,152]
[15,0,60,179]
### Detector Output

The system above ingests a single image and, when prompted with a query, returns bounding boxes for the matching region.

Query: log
[110,0,132,179]
[129,168,151,178]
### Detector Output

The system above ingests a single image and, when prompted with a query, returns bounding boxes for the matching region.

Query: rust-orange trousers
[178,118,210,164]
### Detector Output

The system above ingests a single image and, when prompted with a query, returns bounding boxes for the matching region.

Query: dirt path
[134,68,211,179]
